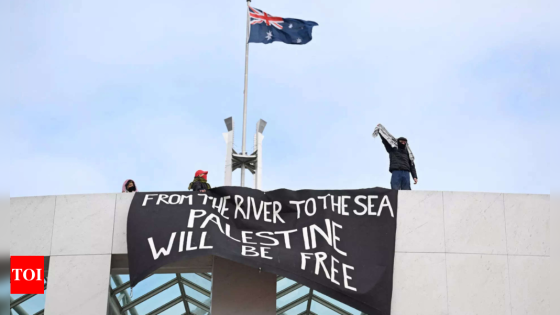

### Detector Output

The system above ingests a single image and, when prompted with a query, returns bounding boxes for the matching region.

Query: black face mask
[127,186,136,192]
[398,142,406,149]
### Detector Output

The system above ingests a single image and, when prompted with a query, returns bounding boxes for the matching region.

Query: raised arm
[380,135,393,153]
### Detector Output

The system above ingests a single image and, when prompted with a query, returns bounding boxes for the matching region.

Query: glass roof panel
[10,292,47,314]
[183,284,210,305]
[158,301,186,315]
[277,286,309,309]
[10,294,24,300]
[126,283,181,315]
[278,299,308,315]
[116,273,175,304]
[109,273,213,315]
[277,277,297,292]
[182,273,212,291]
[188,302,209,315]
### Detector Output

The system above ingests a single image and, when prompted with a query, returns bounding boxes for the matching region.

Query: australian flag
[248,6,318,45]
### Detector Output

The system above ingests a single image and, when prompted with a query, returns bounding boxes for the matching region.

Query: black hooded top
[381,136,418,179]
[188,177,211,192]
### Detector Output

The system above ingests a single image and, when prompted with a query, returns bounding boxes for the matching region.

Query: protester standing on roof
[373,124,418,190]
[122,179,138,193]
[189,170,211,193]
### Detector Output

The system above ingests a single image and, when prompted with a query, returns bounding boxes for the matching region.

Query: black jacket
[189,181,211,192]
[381,137,418,179]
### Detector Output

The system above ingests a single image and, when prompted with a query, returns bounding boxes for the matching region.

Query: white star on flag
[289,24,293,28]
[297,38,302,43]
[265,31,273,41]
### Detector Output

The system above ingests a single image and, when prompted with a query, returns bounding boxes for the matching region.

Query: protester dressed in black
[373,124,418,190]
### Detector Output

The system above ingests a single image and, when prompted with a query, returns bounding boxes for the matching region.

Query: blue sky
[7,0,558,197]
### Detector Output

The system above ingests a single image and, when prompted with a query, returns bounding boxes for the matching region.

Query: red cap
[195,170,208,180]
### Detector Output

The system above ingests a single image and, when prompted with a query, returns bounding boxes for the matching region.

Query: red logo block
[11,256,45,294]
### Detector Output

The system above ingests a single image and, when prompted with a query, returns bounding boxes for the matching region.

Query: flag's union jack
[249,6,284,30]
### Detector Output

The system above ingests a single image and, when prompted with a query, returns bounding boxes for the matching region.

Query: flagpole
[241,0,251,187]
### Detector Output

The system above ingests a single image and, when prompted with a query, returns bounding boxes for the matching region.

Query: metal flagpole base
[223,118,266,189]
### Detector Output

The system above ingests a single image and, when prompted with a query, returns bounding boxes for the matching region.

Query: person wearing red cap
[189,170,211,192]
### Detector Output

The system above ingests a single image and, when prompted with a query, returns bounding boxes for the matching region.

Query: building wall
[392,191,550,315]
[10,191,551,315]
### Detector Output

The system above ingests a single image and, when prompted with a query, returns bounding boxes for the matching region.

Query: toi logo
[11,256,45,294]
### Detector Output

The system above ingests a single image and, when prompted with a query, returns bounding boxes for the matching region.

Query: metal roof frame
[11,271,364,315]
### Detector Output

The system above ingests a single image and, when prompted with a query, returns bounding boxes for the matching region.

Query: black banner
[127,187,398,315]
